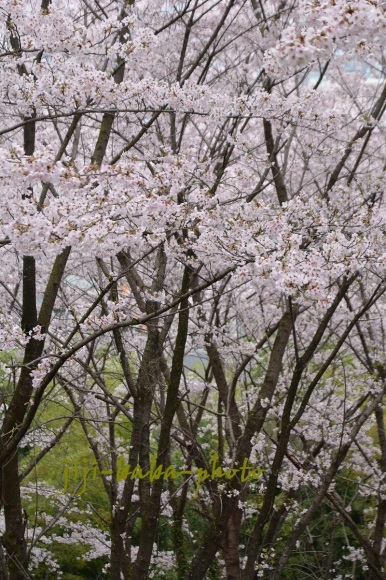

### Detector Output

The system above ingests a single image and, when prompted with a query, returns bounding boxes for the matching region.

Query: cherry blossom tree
[1,0,386,578]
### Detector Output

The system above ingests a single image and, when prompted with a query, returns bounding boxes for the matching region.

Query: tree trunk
[2,455,27,579]
[222,505,243,580]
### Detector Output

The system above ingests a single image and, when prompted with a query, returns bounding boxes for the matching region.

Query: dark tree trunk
[221,505,243,580]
